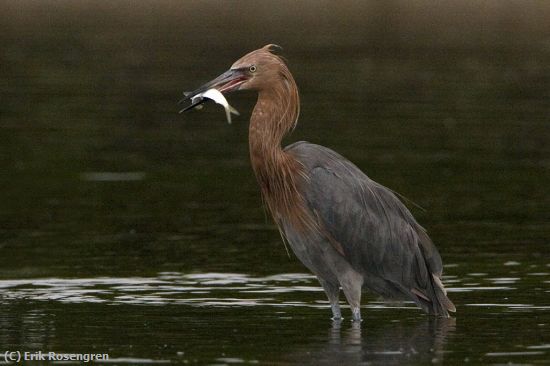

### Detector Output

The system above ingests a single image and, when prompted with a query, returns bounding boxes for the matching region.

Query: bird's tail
[412,274,456,317]
[412,228,456,317]
[430,274,456,317]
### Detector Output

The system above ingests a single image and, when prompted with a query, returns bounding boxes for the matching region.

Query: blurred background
[0,1,549,365]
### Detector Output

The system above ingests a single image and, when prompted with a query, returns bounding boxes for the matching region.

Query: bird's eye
[249,65,257,73]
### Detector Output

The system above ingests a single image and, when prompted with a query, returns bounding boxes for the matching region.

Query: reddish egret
[182,45,455,320]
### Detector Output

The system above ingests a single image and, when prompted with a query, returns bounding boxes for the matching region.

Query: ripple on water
[0,273,321,308]
[0,270,548,314]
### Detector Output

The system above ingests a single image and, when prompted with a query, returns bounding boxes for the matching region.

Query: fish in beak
[179,68,249,124]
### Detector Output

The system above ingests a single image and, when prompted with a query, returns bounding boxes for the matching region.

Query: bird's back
[285,141,455,316]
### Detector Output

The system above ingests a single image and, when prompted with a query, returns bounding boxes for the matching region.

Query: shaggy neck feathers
[248,68,313,232]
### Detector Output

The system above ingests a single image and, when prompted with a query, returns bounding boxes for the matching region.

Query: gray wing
[286,141,454,315]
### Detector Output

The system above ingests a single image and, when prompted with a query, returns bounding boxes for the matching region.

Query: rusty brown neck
[249,74,299,153]
[248,76,309,228]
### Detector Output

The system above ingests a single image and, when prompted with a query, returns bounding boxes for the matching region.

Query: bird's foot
[331,311,343,321]
[330,303,342,321]
[351,307,362,322]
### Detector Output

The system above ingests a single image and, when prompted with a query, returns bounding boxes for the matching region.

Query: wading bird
[182,45,455,320]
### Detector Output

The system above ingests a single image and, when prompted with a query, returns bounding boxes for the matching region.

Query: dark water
[1,1,549,364]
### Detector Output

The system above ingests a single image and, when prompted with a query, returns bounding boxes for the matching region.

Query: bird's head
[181,44,288,104]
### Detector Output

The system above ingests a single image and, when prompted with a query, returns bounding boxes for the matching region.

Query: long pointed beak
[179,68,248,111]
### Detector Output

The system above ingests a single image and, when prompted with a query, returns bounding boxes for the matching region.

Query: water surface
[1,1,549,365]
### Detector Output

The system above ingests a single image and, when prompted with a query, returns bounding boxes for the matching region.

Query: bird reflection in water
[291,317,456,365]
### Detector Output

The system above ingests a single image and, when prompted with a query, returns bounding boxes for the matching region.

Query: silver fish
[180,88,239,124]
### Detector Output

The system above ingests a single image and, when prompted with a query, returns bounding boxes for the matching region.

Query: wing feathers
[287,141,455,316]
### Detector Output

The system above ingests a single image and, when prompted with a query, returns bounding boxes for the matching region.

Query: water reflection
[0,269,548,364]
[284,318,456,366]
[0,300,455,365]
[0,307,56,351]
[0,272,322,307]
[0,270,548,313]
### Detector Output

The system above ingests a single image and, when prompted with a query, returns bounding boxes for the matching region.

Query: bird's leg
[339,271,363,322]
[350,306,362,322]
[318,278,342,320]
[343,291,362,322]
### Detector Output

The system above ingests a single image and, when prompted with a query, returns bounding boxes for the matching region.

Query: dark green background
[1,1,549,364]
